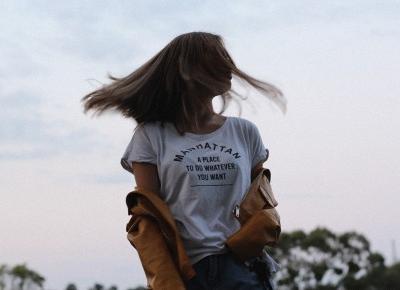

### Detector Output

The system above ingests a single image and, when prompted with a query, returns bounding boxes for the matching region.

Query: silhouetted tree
[268,227,399,290]
[0,264,7,290]
[343,261,400,289]
[88,283,104,290]
[8,263,45,290]
[65,283,78,290]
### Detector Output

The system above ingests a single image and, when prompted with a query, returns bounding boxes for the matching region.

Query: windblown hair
[81,31,286,135]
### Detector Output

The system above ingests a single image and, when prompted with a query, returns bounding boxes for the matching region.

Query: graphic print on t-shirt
[173,141,241,187]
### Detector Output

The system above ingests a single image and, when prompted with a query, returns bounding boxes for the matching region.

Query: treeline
[0,265,145,290]
[0,264,44,290]
[2,227,399,290]
[267,227,400,289]
[65,285,145,290]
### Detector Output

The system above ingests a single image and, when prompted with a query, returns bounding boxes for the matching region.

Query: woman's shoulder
[229,116,258,130]
[134,120,165,133]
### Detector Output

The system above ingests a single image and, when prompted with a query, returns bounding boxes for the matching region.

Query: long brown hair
[81,31,286,135]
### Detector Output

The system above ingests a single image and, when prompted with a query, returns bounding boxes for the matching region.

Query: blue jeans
[184,251,275,290]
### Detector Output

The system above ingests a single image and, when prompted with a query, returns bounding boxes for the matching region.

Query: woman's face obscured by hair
[214,71,232,95]
[174,32,234,99]
[192,50,233,97]
[187,68,232,99]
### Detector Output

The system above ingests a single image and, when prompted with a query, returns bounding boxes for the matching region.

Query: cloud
[1,1,400,289]
[0,90,103,159]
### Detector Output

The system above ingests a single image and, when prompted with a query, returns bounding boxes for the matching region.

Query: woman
[82,31,286,290]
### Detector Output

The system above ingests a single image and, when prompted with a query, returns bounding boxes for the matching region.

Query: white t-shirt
[121,116,269,265]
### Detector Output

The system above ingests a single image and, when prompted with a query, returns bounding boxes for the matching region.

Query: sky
[1,0,399,289]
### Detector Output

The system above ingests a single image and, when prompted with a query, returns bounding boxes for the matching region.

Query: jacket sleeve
[225,208,281,262]
[225,168,281,262]
[126,214,186,290]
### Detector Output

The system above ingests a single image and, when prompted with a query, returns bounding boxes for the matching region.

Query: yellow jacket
[125,168,280,290]
[125,186,195,290]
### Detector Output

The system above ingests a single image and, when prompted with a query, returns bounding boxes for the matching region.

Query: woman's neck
[185,114,226,134]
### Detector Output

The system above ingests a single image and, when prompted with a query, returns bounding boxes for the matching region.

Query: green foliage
[268,227,400,290]
[275,230,307,254]
[65,283,78,290]
[1,262,148,290]
[311,263,327,281]
[4,227,395,290]
[383,263,400,288]
[0,263,45,290]
[88,283,104,290]
[302,228,336,252]
[368,252,385,268]
[0,264,7,290]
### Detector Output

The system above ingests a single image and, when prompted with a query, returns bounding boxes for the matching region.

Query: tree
[8,263,45,290]
[0,265,7,290]
[343,261,400,289]
[65,283,78,290]
[88,283,104,290]
[267,227,399,290]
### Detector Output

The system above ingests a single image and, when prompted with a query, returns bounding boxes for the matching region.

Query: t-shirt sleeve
[120,124,157,174]
[248,122,269,169]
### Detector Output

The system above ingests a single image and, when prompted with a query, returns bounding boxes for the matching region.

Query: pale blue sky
[1,1,400,289]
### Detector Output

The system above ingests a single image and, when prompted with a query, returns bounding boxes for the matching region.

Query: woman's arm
[128,162,188,289]
[131,162,161,195]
